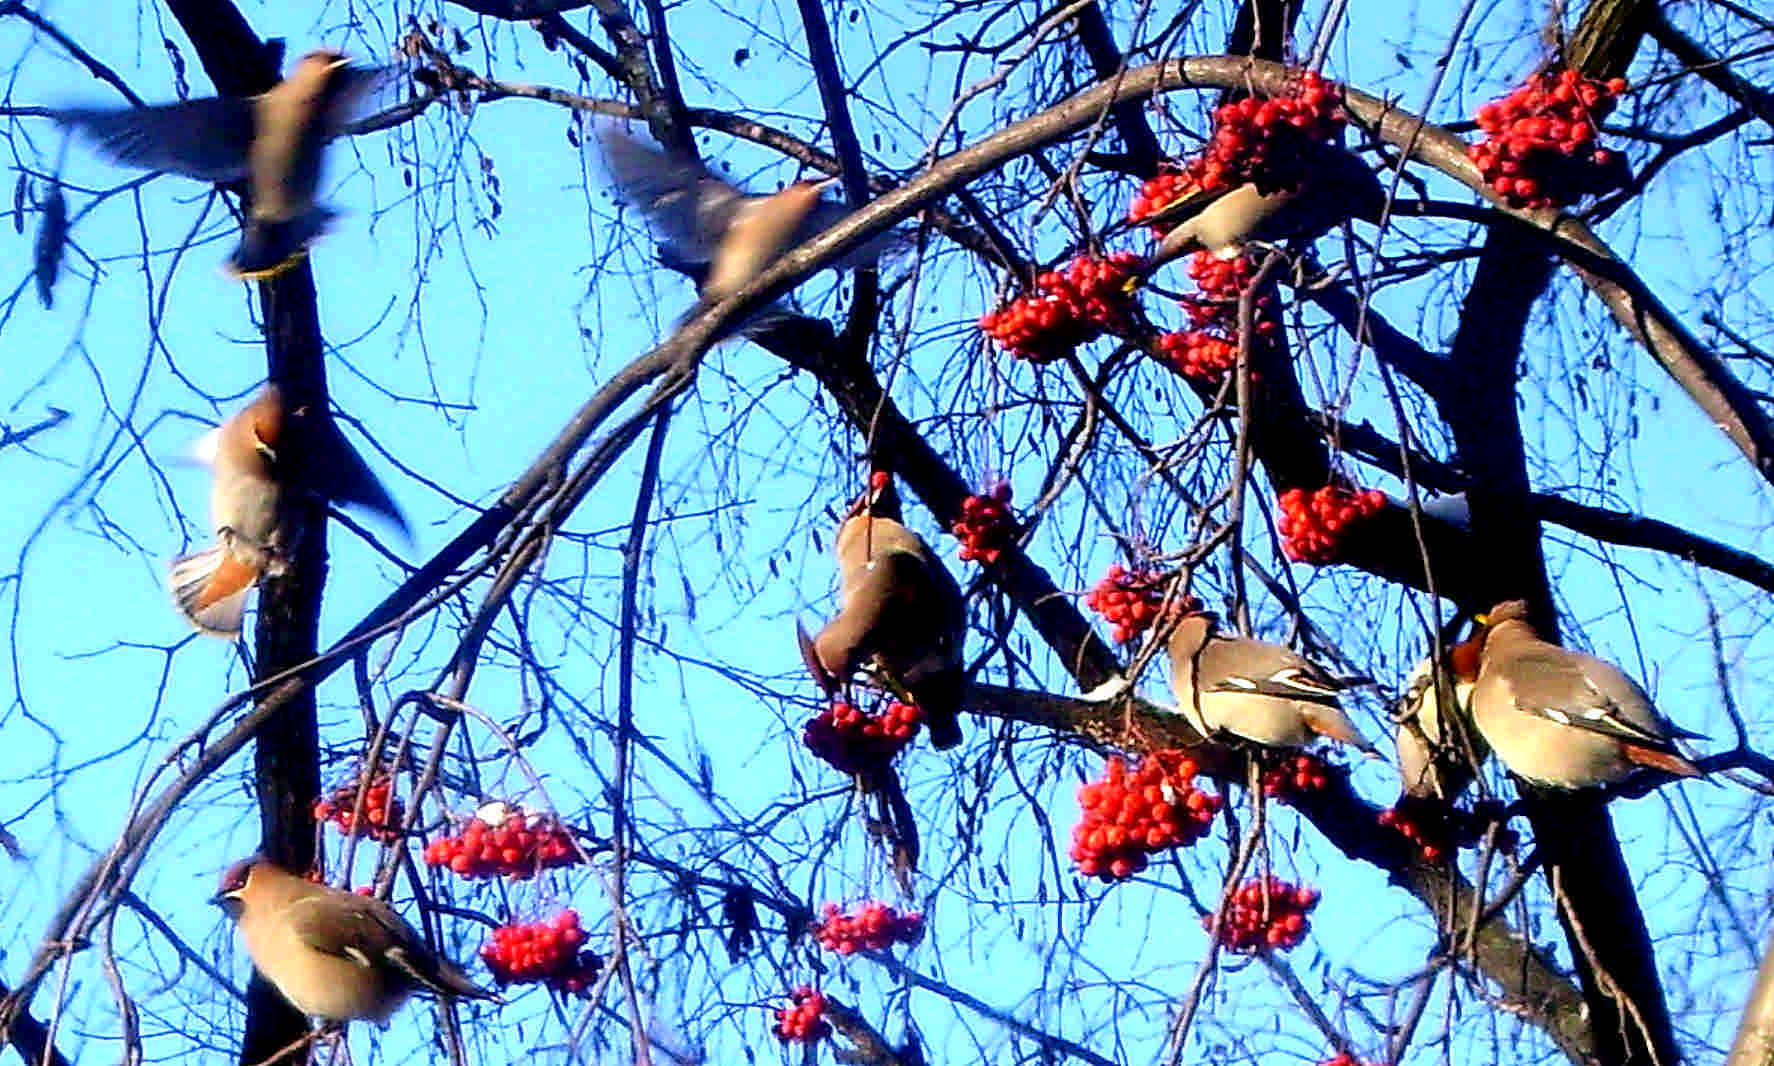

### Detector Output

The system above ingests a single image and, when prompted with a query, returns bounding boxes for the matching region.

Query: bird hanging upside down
[798,472,966,750]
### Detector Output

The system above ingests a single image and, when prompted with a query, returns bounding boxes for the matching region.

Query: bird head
[211,856,263,916]
[245,385,286,462]
[1473,598,1535,648]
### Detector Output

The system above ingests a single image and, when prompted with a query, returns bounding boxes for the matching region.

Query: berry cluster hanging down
[423,800,579,879]
[978,252,1142,363]
[1260,752,1332,802]
[952,482,1016,565]
[814,901,925,954]
[1378,796,1520,863]
[312,769,404,843]
[1071,751,1221,881]
[1156,251,1278,384]
[803,700,923,774]
[1277,485,1387,563]
[480,909,602,994]
[1086,564,1194,644]
[1471,69,1627,209]
[1208,876,1321,954]
[772,986,832,1043]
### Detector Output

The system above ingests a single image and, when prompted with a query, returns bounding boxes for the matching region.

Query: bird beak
[1474,611,1491,626]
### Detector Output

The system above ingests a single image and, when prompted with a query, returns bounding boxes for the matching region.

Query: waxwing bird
[596,123,891,313]
[170,385,406,637]
[1394,636,1486,799]
[213,857,497,1023]
[56,49,381,279]
[797,474,966,750]
[1145,144,1384,267]
[1168,611,1378,754]
[1469,599,1704,789]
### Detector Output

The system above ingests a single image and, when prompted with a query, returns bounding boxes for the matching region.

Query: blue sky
[2,0,1771,1064]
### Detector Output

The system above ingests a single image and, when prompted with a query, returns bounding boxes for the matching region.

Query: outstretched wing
[58,99,256,182]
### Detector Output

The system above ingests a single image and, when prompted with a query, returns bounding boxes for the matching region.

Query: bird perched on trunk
[55,49,381,279]
[595,123,892,317]
[797,473,966,750]
[1468,599,1704,789]
[213,857,498,1023]
[170,385,406,637]
[1168,611,1377,754]
[1144,144,1385,268]
[1394,635,1487,799]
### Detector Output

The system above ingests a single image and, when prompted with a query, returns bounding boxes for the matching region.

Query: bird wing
[57,100,256,182]
[285,893,487,999]
[1196,636,1344,706]
[1496,646,1676,748]
[596,123,744,263]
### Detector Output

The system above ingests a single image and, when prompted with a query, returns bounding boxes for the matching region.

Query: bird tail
[168,544,260,637]
[908,668,964,751]
[797,622,837,693]
[1303,707,1380,757]
[226,208,337,280]
[392,950,503,1004]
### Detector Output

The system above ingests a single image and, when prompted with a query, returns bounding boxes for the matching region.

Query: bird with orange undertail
[595,123,892,317]
[169,385,406,637]
[1394,634,1488,799]
[1143,143,1385,268]
[212,857,498,1024]
[1467,599,1704,789]
[797,473,966,750]
[55,49,382,279]
[1168,611,1378,755]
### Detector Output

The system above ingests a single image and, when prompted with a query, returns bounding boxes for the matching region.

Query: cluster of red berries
[480,909,601,994]
[1085,564,1194,644]
[1208,876,1320,954]
[1260,752,1332,802]
[1320,1053,1371,1066]
[1156,252,1279,384]
[1277,485,1388,563]
[1071,751,1222,881]
[952,482,1015,565]
[803,701,923,774]
[772,986,832,1043]
[978,252,1143,363]
[1378,797,1520,863]
[1471,69,1628,208]
[1126,165,1200,235]
[1192,71,1346,195]
[311,770,404,843]
[814,901,925,954]
[422,801,579,880]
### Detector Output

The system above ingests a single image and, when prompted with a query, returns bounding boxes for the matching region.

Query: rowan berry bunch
[1156,251,1280,384]
[802,700,923,774]
[1470,68,1628,208]
[1085,564,1194,644]
[1190,70,1347,195]
[979,252,1143,363]
[1209,876,1320,953]
[952,481,1016,565]
[1260,752,1332,802]
[480,909,602,994]
[1155,330,1239,383]
[1278,485,1388,563]
[1127,165,1199,235]
[423,800,579,880]
[814,901,925,954]
[1379,796,1520,862]
[772,986,832,1043]
[1071,751,1222,882]
[312,769,404,843]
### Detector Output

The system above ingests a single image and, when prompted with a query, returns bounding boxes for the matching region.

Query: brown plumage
[56,50,381,278]
[1468,599,1704,789]
[1394,635,1487,799]
[1168,612,1377,754]
[798,475,966,750]
[169,385,406,637]
[213,857,498,1023]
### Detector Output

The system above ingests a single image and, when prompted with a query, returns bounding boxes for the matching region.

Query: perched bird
[1168,611,1377,754]
[1394,636,1487,799]
[596,123,890,314]
[212,857,497,1023]
[56,49,380,278]
[1145,144,1385,267]
[797,473,966,750]
[170,385,406,637]
[1468,599,1704,789]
